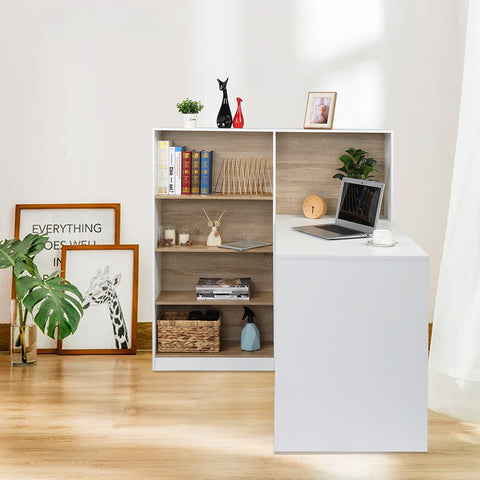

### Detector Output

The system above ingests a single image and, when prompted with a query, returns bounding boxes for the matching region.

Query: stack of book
[196,277,251,300]
[157,140,213,196]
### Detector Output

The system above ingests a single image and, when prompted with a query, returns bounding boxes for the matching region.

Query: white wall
[0,0,468,324]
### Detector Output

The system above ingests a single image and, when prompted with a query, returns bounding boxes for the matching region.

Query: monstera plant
[0,234,83,364]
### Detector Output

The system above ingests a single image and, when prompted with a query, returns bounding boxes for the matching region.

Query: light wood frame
[58,244,138,355]
[303,92,337,129]
[14,203,121,353]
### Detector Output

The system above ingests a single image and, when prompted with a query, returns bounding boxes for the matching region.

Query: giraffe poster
[58,245,138,354]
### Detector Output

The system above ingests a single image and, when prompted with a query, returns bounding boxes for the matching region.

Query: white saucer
[366,239,398,248]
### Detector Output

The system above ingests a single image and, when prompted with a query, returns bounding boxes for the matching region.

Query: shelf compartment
[158,250,272,292]
[155,291,273,306]
[275,131,388,216]
[155,245,273,253]
[155,194,272,201]
[157,199,273,247]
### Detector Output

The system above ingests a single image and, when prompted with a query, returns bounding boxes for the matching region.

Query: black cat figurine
[217,78,232,128]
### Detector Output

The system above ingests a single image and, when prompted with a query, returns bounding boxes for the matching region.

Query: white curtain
[429,0,480,422]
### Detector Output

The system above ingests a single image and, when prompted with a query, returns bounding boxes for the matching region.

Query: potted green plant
[176,98,204,128]
[333,148,377,181]
[0,234,83,365]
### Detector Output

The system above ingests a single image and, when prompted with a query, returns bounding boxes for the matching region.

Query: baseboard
[0,322,152,352]
[0,322,432,353]
[0,324,9,351]
[136,322,152,351]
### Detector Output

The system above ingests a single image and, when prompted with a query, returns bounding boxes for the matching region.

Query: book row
[157,141,213,195]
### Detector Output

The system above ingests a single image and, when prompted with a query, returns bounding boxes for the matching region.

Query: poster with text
[15,204,120,351]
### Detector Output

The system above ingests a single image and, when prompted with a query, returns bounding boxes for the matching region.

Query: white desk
[274,216,429,452]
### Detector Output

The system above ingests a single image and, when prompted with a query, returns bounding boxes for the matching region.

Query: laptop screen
[337,182,382,227]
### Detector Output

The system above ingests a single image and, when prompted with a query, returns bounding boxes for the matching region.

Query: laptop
[292,177,385,240]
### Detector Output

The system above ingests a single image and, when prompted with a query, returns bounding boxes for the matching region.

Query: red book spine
[181,151,192,195]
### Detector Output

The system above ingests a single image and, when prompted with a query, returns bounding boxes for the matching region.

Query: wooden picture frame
[303,92,337,129]
[58,245,138,355]
[14,203,121,352]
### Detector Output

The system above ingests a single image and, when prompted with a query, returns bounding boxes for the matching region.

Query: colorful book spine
[181,151,192,195]
[191,151,201,195]
[200,150,213,195]
[157,140,170,194]
[174,146,185,195]
[168,146,176,195]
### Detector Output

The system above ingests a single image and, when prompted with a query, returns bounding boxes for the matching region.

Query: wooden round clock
[302,195,327,219]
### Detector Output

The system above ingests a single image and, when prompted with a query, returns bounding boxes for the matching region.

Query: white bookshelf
[152,128,393,371]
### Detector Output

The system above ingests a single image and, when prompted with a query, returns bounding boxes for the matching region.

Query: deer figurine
[203,208,226,246]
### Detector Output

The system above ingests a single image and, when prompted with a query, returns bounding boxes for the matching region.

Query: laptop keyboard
[314,224,362,235]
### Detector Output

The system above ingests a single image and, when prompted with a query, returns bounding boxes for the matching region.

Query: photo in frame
[303,92,337,129]
[14,203,121,352]
[58,245,138,355]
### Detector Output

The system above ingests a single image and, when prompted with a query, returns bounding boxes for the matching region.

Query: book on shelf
[200,150,213,195]
[157,140,170,195]
[174,146,185,195]
[197,292,250,300]
[181,150,192,195]
[191,151,201,195]
[196,277,251,294]
[168,146,176,195]
[218,240,272,251]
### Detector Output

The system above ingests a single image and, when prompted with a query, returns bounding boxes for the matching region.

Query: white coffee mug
[372,229,392,245]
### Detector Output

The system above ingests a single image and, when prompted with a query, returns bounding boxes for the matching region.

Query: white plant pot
[182,113,198,129]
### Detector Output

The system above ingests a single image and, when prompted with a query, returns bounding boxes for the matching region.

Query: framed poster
[14,203,121,352]
[58,245,138,355]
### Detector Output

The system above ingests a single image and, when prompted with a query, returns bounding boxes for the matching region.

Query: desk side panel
[274,257,428,452]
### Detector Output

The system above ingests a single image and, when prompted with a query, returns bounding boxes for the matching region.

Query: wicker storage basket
[157,312,221,353]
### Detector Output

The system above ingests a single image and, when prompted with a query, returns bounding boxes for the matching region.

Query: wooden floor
[1,353,480,480]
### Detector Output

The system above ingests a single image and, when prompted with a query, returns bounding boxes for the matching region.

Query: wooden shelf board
[155,291,273,306]
[155,245,273,253]
[155,194,273,201]
[155,341,273,358]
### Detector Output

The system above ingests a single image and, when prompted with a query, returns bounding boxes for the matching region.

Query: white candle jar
[179,228,193,246]
[162,225,176,246]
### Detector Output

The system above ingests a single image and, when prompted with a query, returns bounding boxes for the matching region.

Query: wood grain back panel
[276,132,386,215]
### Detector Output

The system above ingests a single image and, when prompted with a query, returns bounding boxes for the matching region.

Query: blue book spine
[200,151,213,195]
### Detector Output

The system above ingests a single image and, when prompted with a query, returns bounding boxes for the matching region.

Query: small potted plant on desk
[0,234,83,365]
[333,148,377,180]
[176,98,204,128]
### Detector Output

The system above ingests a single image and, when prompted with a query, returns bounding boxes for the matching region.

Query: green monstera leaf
[0,238,24,269]
[17,273,83,340]
[13,234,49,277]
[0,234,48,276]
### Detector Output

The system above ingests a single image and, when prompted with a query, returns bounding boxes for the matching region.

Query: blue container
[240,307,260,351]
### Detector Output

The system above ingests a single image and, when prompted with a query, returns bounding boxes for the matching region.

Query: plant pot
[182,113,198,129]
[10,300,37,366]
